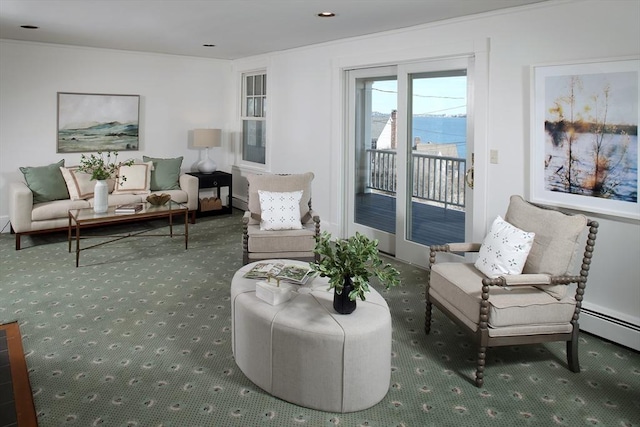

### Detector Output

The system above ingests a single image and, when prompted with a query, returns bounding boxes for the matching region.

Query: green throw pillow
[19,159,69,203]
[143,156,183,191]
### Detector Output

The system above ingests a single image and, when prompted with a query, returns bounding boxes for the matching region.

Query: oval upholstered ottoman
[231,260,392,413]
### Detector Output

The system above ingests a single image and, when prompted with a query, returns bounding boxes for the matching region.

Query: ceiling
[0,0,549,60]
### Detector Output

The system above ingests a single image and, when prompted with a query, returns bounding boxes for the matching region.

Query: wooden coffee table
[68,201,188,267]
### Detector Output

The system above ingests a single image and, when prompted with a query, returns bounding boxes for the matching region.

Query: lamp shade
[193,128,221,148]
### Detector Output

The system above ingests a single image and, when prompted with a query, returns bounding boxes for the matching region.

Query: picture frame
[57,92,140,153]
[530,57,639,220]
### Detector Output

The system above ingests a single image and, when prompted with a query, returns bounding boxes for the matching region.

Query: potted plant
[77,151,134,213]
[310,231,401,314]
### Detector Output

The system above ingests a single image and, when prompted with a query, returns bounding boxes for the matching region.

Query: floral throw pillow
[474,215,535,278]
[258,190,303,231]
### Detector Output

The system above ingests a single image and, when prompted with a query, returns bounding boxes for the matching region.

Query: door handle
[465,152,474,189]
[465,167,474,189]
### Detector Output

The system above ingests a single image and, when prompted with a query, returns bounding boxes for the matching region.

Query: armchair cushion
[247,173,313,224]
[430,262,576,332]
[258,190,304,231]
[505,195,587,299]
[247,222,317,253]
[474,215,535,278]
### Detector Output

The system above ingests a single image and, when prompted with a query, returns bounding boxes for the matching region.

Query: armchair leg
[425,299,433,334]
[567,326,580,373]
[475,346,486,388]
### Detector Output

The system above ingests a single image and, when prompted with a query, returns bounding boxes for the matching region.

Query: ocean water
[58,122,139,153]
[412,116,466,158]
[545,132,638,202]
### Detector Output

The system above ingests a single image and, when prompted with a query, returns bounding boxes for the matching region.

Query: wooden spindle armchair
[425,195,599,387]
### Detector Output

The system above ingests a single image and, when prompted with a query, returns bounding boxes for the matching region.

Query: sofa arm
[9,181,33,233]
[179,174,199,211]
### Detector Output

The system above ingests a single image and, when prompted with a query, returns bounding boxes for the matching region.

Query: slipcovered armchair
[242,172,320,265]
[426,195,599,387]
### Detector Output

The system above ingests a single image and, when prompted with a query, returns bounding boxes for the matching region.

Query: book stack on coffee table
[114,203,144,214]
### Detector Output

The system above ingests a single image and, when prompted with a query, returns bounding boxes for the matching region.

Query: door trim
[335,38,490,265]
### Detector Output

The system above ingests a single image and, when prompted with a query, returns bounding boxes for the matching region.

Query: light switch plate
[490,149,499,164]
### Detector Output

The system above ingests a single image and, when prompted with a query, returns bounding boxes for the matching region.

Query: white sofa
[9,173,198,250]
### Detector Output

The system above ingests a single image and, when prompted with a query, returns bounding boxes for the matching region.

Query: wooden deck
[355,192,465,247]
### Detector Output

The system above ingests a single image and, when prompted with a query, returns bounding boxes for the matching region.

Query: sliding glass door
[347,58,474,266]
[347,67,398,254]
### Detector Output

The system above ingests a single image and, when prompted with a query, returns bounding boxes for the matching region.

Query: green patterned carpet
[1,210,638,426]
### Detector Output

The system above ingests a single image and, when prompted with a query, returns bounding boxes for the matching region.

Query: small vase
[333,276,357,314]
[93,179,109,213]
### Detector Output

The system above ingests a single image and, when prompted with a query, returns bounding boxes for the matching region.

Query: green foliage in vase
[78,151,134,181]
[310,231,401,301]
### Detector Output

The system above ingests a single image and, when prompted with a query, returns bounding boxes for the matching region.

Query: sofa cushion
[474,215,535,278]
[504,195,587,299]
[151,189,187,205]
[32,198,90,221]
[143,156,183,191]
[19,160,69,204]
[112,161,153,195]
[96,193,142,208]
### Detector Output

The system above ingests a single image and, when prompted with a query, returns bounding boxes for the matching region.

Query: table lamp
[193,128,221,173]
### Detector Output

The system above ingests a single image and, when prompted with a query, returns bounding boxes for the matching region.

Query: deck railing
[367,149,466,209]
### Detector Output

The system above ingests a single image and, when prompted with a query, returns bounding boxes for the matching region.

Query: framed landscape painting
[531,58,639,220]
[57,92,140,153]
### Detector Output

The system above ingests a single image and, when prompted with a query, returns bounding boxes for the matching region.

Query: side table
[186,171,233,218]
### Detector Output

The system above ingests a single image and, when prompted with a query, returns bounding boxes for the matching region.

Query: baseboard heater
[580,307,640,352]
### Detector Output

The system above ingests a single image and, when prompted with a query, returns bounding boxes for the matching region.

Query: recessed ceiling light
[317,12,336,18]
[20,25,39,29]
[202,44,216,47]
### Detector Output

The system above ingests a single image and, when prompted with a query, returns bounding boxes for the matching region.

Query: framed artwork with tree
[530,57,639,220]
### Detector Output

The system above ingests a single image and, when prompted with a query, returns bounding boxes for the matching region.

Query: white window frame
[240,70,267,166]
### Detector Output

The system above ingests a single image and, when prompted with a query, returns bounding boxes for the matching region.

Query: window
[241,72,267,164]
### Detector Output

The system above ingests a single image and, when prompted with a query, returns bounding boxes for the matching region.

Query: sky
[372,76,467,116]
[58,94,139,129]
[544,71,638,125]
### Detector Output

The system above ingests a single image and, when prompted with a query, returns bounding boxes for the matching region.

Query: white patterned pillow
[474,216,535,278]
[258,190,303,231]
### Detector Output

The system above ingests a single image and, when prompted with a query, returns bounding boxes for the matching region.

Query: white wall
[1,0,638,348]
[0,40,232,230]
[226,0,640,349]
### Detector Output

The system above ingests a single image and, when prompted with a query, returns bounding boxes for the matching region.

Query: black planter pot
[333,276,357,314]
